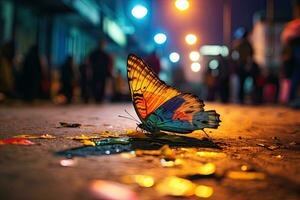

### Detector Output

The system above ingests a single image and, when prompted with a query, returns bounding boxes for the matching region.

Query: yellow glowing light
[241,165,249,171]
[197,163,216,175]
[134,175,155,187]
[189,51,200,61]
[191,62,201,72]
[156,176,196,196]
[122,175,154,187]
[195,185,214,198]
[175,0,189,11]
[185,34,197,45]
[196,151,227,158]
[227,171,266,180]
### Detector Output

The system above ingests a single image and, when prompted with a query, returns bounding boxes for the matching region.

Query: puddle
[56,135,220,157]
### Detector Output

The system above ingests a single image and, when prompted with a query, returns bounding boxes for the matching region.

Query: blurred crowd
[0,39,129,104]
[0,23,299,107]
[200,22,300,107]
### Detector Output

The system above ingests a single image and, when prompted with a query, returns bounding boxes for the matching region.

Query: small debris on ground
[59,122,81,128]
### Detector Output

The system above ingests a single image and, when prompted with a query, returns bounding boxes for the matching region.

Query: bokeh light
[131,5,148,19]
[154,33,167,44]
[208,59,219,70]
[169,52,180,63]
[189,51,200,61]
[191,62,201,72]
[175,0,189,11]
[185,34,197,45]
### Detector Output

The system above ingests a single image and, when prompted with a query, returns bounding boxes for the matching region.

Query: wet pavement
[0,103,300,200]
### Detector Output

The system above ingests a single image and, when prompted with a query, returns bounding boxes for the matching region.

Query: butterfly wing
[146,93,221,133]
[127,54,180,121]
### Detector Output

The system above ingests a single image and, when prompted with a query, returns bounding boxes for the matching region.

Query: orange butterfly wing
[127,54,180,120]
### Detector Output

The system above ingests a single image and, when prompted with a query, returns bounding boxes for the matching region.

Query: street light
[189,51,200,61]
[185,34,197,45]
[154,33,167,44]
[169,52,180,63]
[175,0,189,11]
[191,62,201,72]
[131,5,148,19]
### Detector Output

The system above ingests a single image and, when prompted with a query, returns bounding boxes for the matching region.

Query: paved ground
[0,103,300,200]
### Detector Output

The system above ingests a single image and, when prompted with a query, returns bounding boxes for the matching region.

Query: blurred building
[0,0,145,70]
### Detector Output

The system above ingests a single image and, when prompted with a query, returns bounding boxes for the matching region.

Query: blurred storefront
[0,0,136,100]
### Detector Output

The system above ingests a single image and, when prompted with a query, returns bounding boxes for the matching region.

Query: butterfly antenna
[118,115,139,123]
[124,109,140,123]
[202,129,211,138]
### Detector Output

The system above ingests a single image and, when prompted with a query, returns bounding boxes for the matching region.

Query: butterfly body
[127,54,221,134]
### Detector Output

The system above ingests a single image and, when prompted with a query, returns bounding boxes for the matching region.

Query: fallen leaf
[81,140,96,146]
[59,122,81,128]
[65,134,100,140]
[14,134,56,139]
[0,138,35,145]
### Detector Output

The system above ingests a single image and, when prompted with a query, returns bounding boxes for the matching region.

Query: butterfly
[127,54,221,135]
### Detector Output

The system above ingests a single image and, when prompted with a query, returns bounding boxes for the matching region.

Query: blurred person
[40,55,50,99]
[245,58,264,104]
[0,41,15,99]
[79,58,91,103]
[252,64,265,104]
[60,56,75,104]
[279,44,293,104]
[112,69,129,102]
[89,40,112,103]
[22,44,42,102]
[216,55,230,103]
[232,27,254,104]
[263,70,279,103]
[145,51,161,75]
[281,8,300,107]
[171,63,185,90]
[205,68,218,101]
[228,56,240,103]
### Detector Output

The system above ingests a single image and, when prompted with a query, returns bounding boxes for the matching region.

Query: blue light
[169,52,180,63]
[154,33,167,44]
[131,5,148,19]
